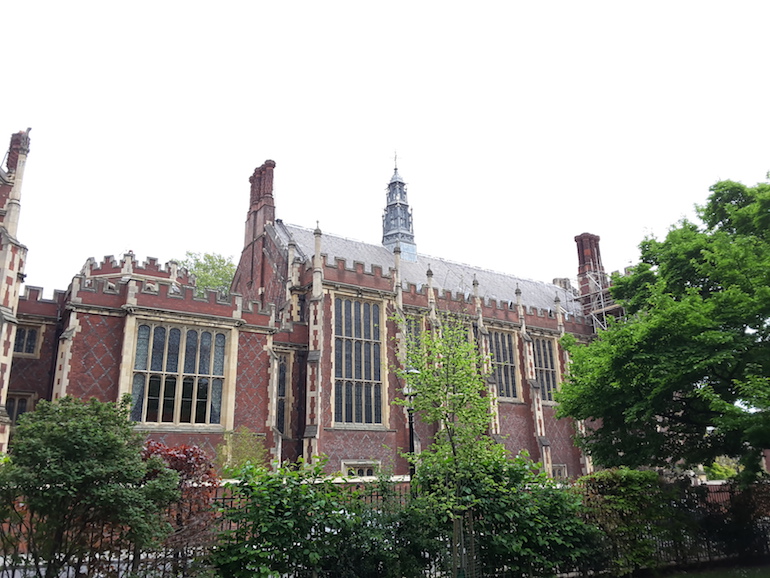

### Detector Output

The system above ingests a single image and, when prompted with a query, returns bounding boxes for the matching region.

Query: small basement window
[342,460,381,478]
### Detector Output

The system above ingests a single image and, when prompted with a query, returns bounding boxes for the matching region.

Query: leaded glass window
[490,331,517,399]
[5,393,33,425]
[131,323,226,424]
[14,326,39,356]
[533,337,558,402]
[276,354,288,434]
[334,298,383,425]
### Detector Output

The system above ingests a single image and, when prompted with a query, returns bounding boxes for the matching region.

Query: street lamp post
[404,368,420,481]
[407,404,416,480]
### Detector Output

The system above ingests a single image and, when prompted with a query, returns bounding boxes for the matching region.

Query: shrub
[0,396,179,577]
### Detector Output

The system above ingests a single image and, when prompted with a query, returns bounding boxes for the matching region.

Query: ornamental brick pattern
[322,429,400,473]
[67,314,123,401]
[498,403,540,459]
[233,332,269,431]
[544,409,585,476]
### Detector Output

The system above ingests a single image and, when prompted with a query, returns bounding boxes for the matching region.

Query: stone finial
[312,221,323,299]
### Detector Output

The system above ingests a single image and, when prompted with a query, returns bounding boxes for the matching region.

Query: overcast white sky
[3,2,770,298]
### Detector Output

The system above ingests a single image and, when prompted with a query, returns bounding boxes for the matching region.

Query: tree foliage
[214,426,269,478]
[398,313,598,575]
[579,468,664,574]
[558,178,770,479]
[212,459,419,578]
[704,459,738,481]
[0,396,179,577]
[398,312,498,492]
[179,251,236,297]
[143,441,220,549]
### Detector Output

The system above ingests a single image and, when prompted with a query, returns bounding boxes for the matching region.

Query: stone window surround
[5,391,36,425]
[342,459,382,479]
[533,335,560,403]
[13,324,45,359]
[118,310,241,432]
[489,329,519,400]
[332,294,387,428]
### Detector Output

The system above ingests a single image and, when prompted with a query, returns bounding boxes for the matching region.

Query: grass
[665,566,770,578]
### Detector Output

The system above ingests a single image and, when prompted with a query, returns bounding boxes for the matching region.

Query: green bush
[576,468,705,575]
[212,459,426,578]
[0,396,179,577]
[412,450,604,577]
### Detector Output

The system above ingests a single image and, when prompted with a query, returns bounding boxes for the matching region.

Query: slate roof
[274,221,582,317]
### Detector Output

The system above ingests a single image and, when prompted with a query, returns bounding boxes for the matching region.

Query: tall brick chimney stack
[575,233,603,281]
[244,160,276,245]
[575,232,619,325]
[575,232,608,302]
[232,160,278,305]
[6,129,31,174]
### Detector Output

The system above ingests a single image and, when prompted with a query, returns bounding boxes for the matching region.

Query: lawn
[665,566,770,577]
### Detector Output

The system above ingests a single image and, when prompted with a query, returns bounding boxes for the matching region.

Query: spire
[382,162,417,261]
[390,153,404,184]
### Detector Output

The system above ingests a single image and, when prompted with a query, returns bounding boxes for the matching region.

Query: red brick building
[1,131,607,478]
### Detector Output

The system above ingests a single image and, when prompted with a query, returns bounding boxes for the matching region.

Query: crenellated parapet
[321,255,395,295]
[81,253,195,287]
[20,285,68,303]
[17,285,67,319]
[68,255,274,328]
[398,276,591,335]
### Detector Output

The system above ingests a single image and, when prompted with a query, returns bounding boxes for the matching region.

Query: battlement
[326,255,392,279]
[70,253,274,325]
[81,253,194,286]
[19,285,68,304]
[18,285,67,318]
[399,278,589,331]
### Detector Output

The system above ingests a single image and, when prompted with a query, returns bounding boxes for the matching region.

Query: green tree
[704,459,738,481]
[398,312,495,478]
[558,178,770,480]
[178,251,236,297]
[0,396,179,577]
[399,313,598,576]
[397,312,498,576]
[214,426,269,477]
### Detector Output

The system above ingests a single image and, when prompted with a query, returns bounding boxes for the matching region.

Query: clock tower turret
[382,163,417,261]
